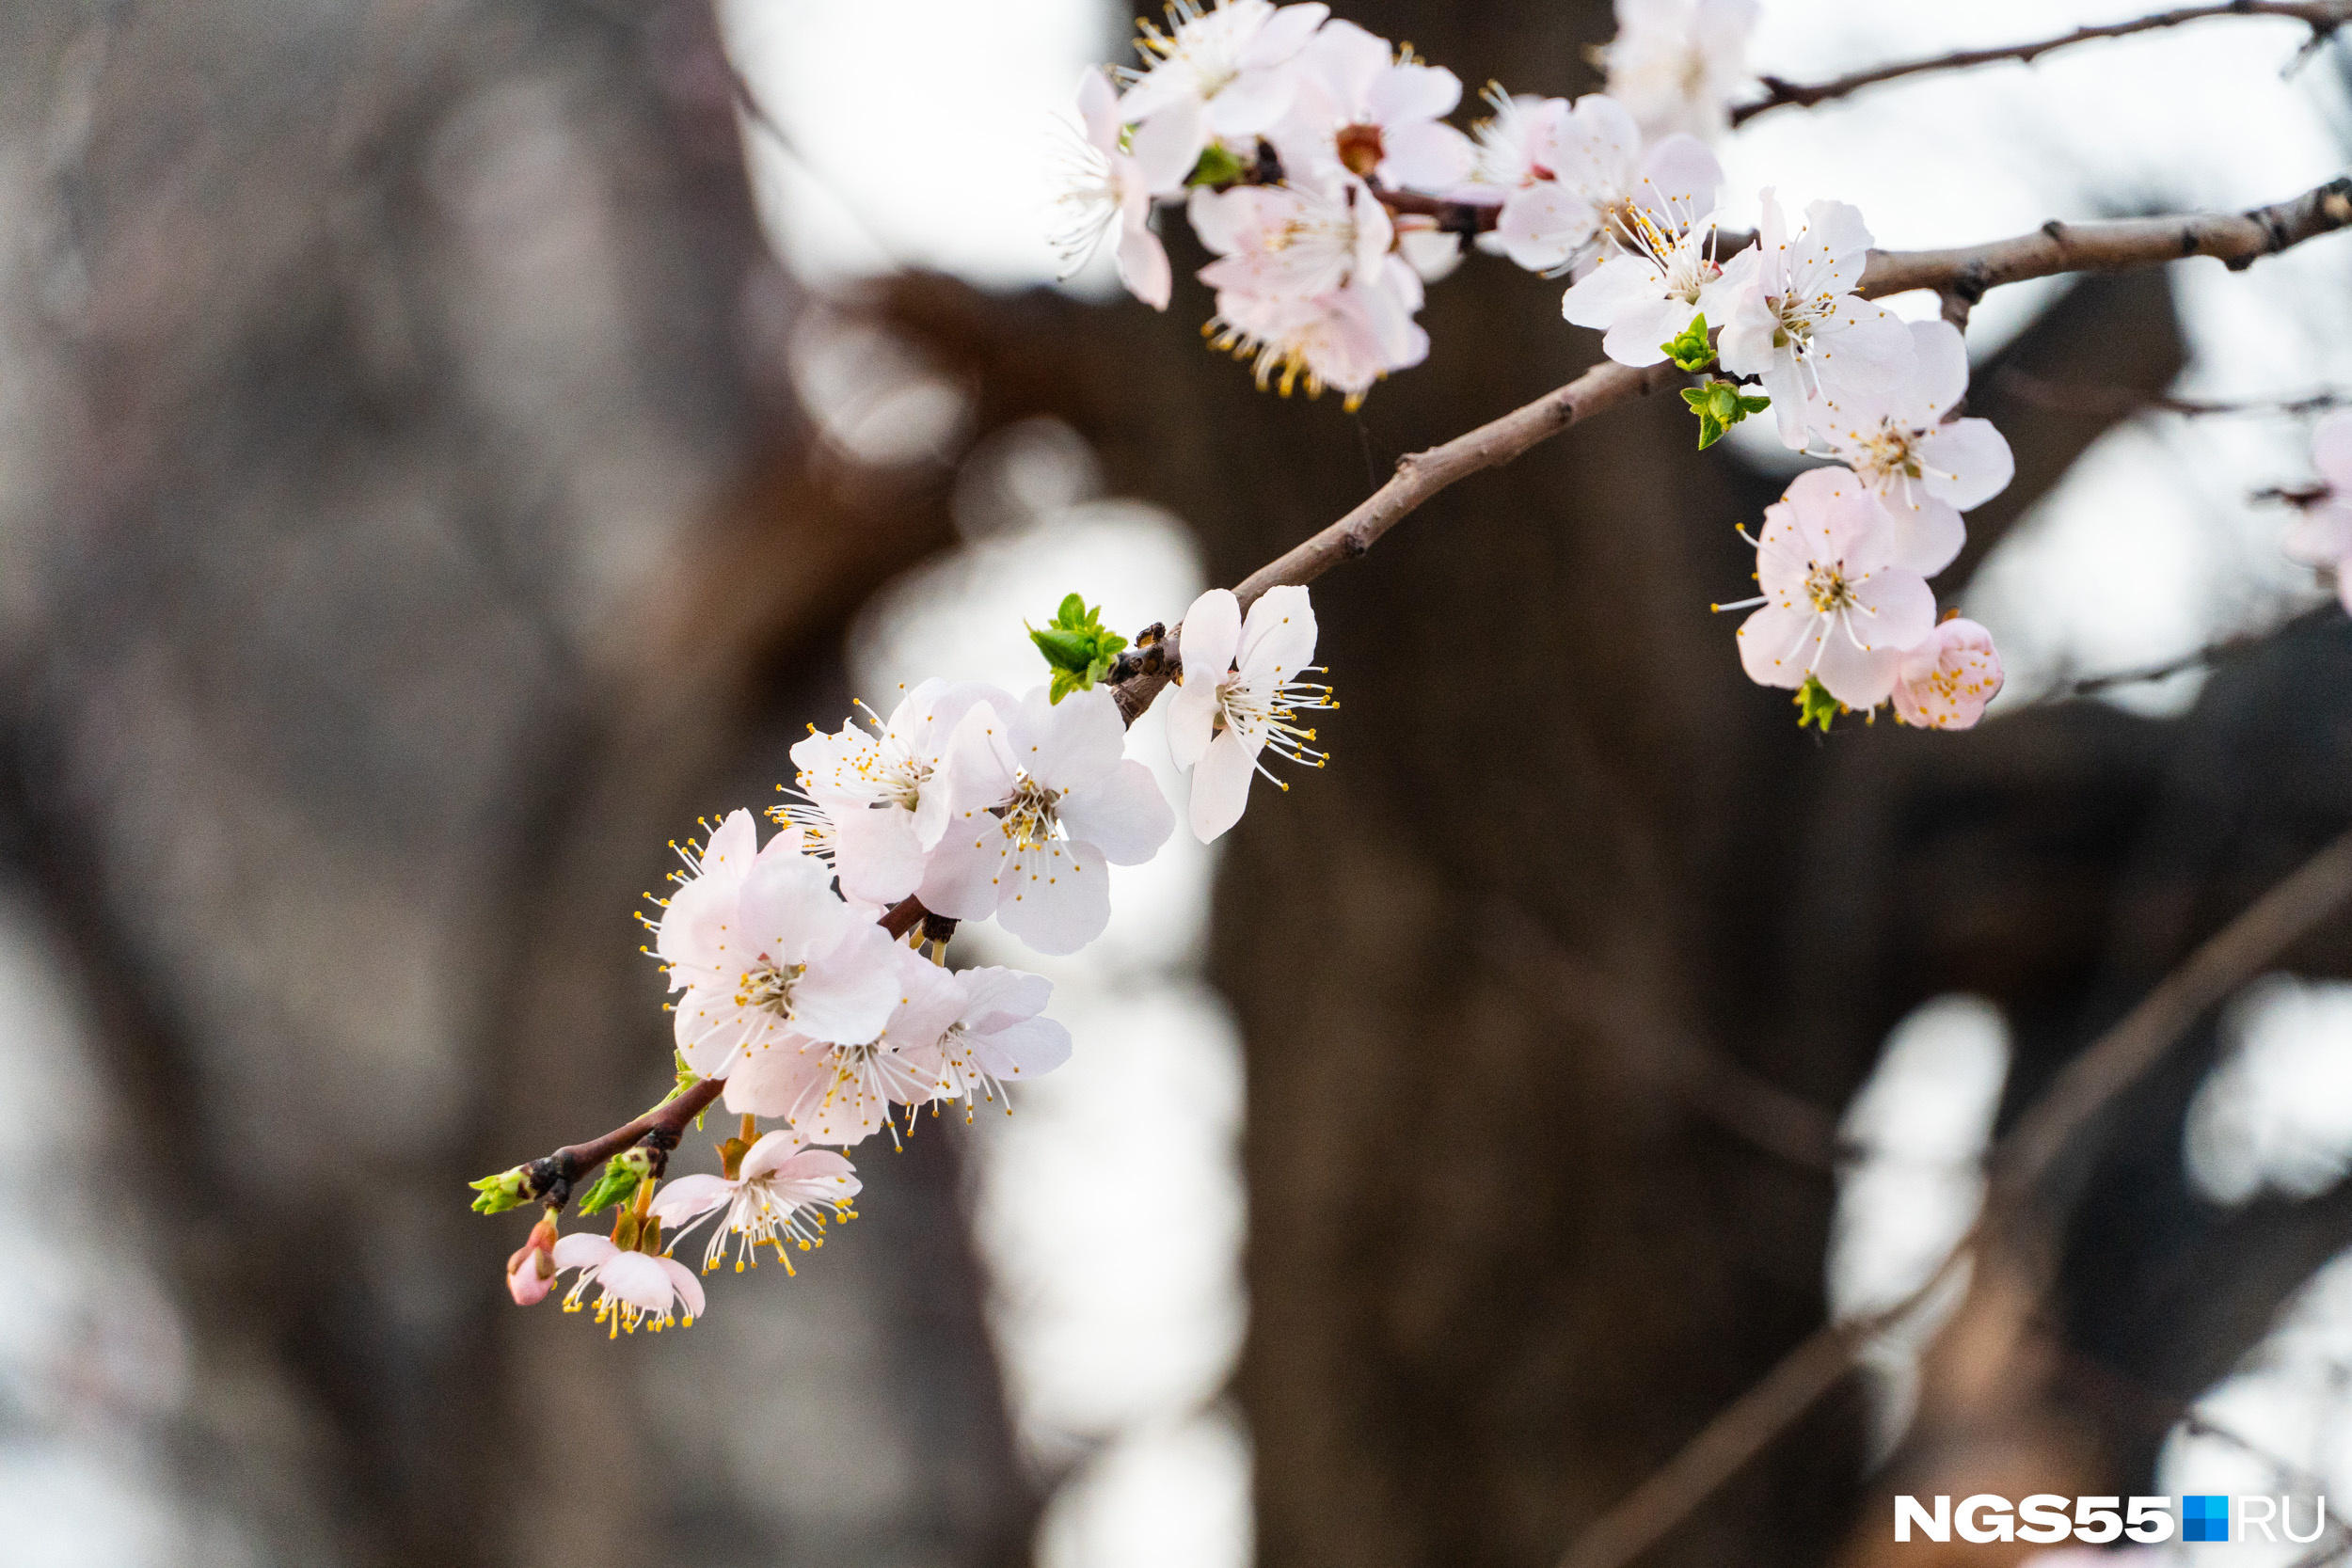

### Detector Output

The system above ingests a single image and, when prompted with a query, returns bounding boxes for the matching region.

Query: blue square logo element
[2184,1496,2231,1543]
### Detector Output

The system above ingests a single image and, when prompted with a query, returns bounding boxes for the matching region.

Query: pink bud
[506,1215,560,1307]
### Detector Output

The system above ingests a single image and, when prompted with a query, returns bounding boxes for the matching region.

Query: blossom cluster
[1053,0,2023,725]
[491,588,1332,1334]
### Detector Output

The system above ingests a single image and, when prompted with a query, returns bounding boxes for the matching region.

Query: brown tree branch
[523,1076,727,1211]
[1731,1,2352,127]
[1997,367,2352,420]
[1551,822,2352,1568]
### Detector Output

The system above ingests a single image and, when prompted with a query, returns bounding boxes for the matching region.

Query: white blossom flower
[1203,268,1428,408]
[921,686,1175,954]
[1050,67,1175,309]
[722,945,966,1143]
[905,965,1074,1114]
[658,812,903,1079]
[553,1233,706,1336]
[1724,466,1938,709]
[649,1130,860,1275]
[1167,584,1332,842]
[1892,617,2005,730]
[1454,86,1566,196]
[2283,410,2352,611]
[789,678,1012,908]
[1118,0,1330,190]
[1269,19,1474,190]
[1717,191,1915,449]
[1799,319,2014,576]
[1599,0,1759,143]
[1560,199,1753,366]
[1192,172,1395,302]
[1495,93,1722,275]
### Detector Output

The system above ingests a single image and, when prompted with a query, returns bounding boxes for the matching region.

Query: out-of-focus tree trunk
[0,3,1028,1564]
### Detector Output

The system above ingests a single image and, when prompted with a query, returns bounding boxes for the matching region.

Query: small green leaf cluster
[1029,593,1129,704]
[1794,675,1843,733]
[1660,312,1716,372]
[577,1147,660,1216]
[1682,378,1772,450]
[469,1164,535,1215]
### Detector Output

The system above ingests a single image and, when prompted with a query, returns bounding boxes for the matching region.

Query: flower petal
[551,1233,617,1273]
[1188,728,1260,842]
[1059,759,1175,865]
[649,1173,735,1227]
[790,923,904,1044]
[1013,685,1126,793]
[1919,418,2014,513]
[994,838,1111,956]
[1238,583,1317,679]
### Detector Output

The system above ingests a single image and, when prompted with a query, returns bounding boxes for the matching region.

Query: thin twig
[1731,1,2352,126]
[1552,824,2352,1568]
[2044,628,2281,701]
[1997,367,2352,420]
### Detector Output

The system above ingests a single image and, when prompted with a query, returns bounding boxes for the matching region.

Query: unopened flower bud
[469,1164,537,1215]
[506,1212,561,1307]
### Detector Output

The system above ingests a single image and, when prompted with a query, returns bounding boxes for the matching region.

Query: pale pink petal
[654,870,739,982]
[1812,300,1915,395]
[723,1041,827,1119]
[1178,589,1242,684]
[736,841,855,965]
[973,1015,1074,1079]
[1632,134,1722,216]
[829,804,925,907]
[959,966,1055,1031]
[1116,206,1173,310]
[2282,500,2352,568]
[789,923,904,1044]
[1207,68,1297,136]
[1237,2,1328,70]
[1561,250,1665,332]
[736,1128,812,1182]
[1847,569,1937,655]
[1188,728,1261,841]
[882,953,970,1052]
[1875,493,1966,578]
[1800,198,1874,262]
[551,1233,617,1273]
[1013,685,1126,793]
[1076,66,1121,151]
[649,1173,735,1227]
[507,1251,554,1307]
[1378,119,1475,190]
[994,839,1111,955]
[1497,182,1597,272]
[1368,60,1460,124]
[1599,294,1693,370]
[1237,584,1317,679]
[1058,759,1175,864]
[762,1148,857,1185]
[1300,17,1388,103]
[1736,602,1813,690]
[1893,619,2004,729]
[1919,419,2012,513]
[1131,100,1208,193]
[1904,319,1971,420]
[1812,632,1904,709]
[657,1257,706,1319]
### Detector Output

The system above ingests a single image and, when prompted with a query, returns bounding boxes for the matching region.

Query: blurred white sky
[722,4,2352,1564]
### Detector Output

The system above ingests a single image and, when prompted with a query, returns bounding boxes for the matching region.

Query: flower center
[1336,122,1385,178]
[1804,562,1860,615]
[737,960,807,1018]
[999,777,1063,852]
[1855,420,1925,482]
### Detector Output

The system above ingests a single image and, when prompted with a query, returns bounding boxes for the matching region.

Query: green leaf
[469,1164,535,1215]
[1681,378,1768,450]
[1027,594,1129,703]
[1660,312,1715,372]
[1186,142,1249,188]
[576,1147,659,1216]
[1794,675,1842,733]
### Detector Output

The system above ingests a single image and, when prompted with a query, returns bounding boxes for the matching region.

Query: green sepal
[1186,142,1249,188]
[1680,378,1770,450]
[576,1147,659,1216]
[1027,593,1128,704]
[1661,312,1715,372]
[1794,675,1842,733]
[469,1164,535,1215]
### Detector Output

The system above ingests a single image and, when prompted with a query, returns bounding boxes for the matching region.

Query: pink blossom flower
[2283,410,2352,611]
[1167,585,1331,842]
[789,679,1011,908]
[648,1130,861,1274]
[1192,173,1395,302]
[658,811,903,1079]
[1495,93,1722,275]
[1600,0,1759,143]
[721,945,967,1143]
[903,965,1074,1113]
[1118,0,1330,191]
[1452,87,1566,199]
[505,1213,560,1307]
[553,1233,706,1336]
[1717,191,1915,449]
[921,687,1175,954]
[1892,618,2005,730]
[1050,68,1174,310]
[1726,466,1938,709]
[1799,320,2014,576]
[1561,198,1753,367]
[1268,19,1473,191]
